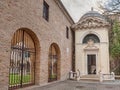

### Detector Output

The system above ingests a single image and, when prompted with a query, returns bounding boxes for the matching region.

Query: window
[83,34,100,43]
[43,0,49,21]
[66,26,69,39]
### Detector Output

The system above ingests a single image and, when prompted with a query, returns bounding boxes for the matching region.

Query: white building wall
[75,27,110,76]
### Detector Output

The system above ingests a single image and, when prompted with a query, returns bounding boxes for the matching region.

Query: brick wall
[0,0,73,89]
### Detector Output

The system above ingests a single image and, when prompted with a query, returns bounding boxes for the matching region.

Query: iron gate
[9,30,36,89]
[48,44,58,82]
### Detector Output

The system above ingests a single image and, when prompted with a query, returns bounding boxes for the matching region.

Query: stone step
[81,75,99,78]
[80,77,99,80]
[80,75,99,81]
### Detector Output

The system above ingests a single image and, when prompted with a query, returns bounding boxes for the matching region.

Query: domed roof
[80,10,106,21]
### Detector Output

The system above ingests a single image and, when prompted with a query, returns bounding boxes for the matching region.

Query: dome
[80,10,106,21]
[71,9,110,30]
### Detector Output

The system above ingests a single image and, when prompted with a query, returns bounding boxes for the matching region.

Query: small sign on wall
[67,48,69,53]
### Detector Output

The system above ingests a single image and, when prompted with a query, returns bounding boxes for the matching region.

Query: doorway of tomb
[87,54,96,74]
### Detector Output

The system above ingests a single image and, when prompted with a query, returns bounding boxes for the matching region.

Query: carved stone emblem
[87,39,94,47]
[84,39,98,51]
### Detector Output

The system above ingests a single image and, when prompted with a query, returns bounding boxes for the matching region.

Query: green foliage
[110,20,120,59]
[114,65,120,75]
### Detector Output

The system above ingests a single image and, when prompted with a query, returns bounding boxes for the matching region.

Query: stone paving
[19,80,120,90]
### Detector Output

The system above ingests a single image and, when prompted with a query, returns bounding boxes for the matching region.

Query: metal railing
[69,69,80,80]
[99,72,115,82]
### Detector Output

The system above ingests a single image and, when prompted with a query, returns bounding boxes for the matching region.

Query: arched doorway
[9,29,37,89]
[48,43,60,82]
[83,34,100,75]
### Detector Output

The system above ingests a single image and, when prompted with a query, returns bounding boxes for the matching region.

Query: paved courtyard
[19,80,120,90]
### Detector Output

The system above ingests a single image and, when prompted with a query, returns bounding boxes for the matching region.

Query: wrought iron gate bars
[9,30,36,90]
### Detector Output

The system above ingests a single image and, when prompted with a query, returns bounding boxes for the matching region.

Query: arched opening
[83,34,99,75]
[82,34,100,44]
[9,29,40,89]
[48,43,60,82]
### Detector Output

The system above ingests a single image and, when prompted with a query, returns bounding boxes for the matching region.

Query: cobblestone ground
[20,80,120,90]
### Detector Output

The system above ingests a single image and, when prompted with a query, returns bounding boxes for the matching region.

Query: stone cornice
[72,17,110,31]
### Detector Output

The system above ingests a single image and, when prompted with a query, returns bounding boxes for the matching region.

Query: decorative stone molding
[72,17,110,30]
[84,39,99,51]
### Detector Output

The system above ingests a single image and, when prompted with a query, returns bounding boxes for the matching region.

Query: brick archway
[48,43,61,82]
[9,28,40,90]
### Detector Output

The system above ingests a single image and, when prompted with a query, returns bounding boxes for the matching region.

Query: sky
[61,0,107,22]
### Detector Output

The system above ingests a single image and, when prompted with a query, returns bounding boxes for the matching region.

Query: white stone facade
[72,11,110,76]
